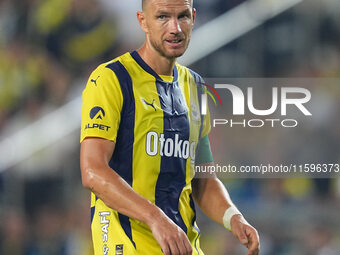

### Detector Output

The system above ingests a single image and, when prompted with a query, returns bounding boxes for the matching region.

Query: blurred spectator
[34,0,119,73]
[0,209,27,255]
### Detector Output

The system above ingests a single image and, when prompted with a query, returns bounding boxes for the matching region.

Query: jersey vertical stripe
[106,61,136,248]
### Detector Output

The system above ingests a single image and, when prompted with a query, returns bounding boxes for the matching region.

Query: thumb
[238,230,248,246]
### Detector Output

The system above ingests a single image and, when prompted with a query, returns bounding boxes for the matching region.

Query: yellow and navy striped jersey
[80,51,212,255]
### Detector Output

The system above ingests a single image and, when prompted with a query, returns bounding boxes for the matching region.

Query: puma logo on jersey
[142,99,156,111]
[91,76,100,86]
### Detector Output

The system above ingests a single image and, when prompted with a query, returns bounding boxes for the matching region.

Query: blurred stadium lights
[0,0,304,173]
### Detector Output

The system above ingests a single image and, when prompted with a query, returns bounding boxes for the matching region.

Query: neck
[137,43,176,76]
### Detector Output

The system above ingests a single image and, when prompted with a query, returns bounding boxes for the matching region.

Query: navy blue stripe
[90,206,95,223]
[105,61,136,248]
[154,76,189,233]
[118,214,136,248]
[130,51,178,81]
[106,61,135,184]
[173,63,178,81]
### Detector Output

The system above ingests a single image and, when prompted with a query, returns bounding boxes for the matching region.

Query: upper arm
[80,63,123,187]
[80,137,115,188]
[192,162,215,202]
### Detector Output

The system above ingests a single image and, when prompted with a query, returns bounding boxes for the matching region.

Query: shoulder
[86,52,136,89]
[84,54,130,96]
[92,52,132,76]
[176,63,204,83]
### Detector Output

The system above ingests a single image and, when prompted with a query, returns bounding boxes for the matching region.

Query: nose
[169,18,182,34]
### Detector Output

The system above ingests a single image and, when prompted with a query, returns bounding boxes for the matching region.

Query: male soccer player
[80,0,260,254]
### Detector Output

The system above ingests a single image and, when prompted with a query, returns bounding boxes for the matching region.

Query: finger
[245,228,260,255]
[175,234,192,255]
[247,242,260,255]
[247,247,259,255]
[237,227,249,246]
[182,236,193,255]
[168,238,180,255]
[175,240,187,255]
[247,238,260,253]
[161,246,171,255]
[159,241,171,255]
[174,238,185,255]
[246,227,260,246]
[247,241,260,255]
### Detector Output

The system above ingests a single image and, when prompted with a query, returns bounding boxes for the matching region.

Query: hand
[230,214,260,255]
[147,210,193,255]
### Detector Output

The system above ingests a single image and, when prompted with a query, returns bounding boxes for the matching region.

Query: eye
[158,15,166,20]
[179,14,189,19]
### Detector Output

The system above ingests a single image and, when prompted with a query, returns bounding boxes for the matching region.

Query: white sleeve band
[223,206,242,231]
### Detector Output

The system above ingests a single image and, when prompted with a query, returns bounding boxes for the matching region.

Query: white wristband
[223,206,242,231]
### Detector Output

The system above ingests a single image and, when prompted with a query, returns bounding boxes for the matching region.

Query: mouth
[165,38,184,48]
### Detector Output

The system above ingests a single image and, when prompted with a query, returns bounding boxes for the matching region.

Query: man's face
[141,0,196,59]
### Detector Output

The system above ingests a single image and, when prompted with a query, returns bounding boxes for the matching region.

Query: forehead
[145,0,193,12]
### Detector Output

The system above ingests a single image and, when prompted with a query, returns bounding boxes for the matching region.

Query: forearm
[82,163,160,226]
[192,165,260,254]
[192,174,236,226]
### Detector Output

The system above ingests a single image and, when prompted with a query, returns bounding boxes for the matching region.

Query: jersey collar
[130,51,178,83]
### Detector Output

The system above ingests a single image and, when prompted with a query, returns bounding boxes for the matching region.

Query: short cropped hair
[142,0,193,10]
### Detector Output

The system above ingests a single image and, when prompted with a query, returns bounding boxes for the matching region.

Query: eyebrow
[178,9,191,16]
[155,10,171,15]
[155,8,191,16]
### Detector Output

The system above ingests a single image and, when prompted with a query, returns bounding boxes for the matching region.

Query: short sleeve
[195,135,213,165]
[80,64,123,143]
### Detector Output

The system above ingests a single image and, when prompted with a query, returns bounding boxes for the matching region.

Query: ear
[137,11,148,33]
[192,8,196,25]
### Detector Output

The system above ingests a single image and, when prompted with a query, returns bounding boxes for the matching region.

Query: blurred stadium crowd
[0,0,340,254]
